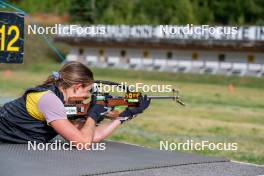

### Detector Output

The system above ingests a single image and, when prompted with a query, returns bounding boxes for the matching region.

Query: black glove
[87,104,107,123]
[119,95,151,124]
[87,94,107,123]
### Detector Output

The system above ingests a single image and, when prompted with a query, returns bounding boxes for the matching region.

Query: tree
[67,0,264,25]
[69,0,96,23]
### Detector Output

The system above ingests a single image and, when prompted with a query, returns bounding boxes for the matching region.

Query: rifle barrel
[148,96,185,106]
[148,96,175,99]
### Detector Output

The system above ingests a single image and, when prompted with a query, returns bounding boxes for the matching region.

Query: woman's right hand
[87,94,107,123]
[87,104,107,123]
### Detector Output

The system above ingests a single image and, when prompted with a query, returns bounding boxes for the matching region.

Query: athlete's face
[64,83,92,102]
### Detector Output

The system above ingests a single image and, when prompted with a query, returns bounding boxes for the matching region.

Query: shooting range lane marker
[0,0,65,62]
[231,160,264,167]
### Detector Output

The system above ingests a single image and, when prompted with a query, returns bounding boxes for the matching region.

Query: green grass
[0,32,263,165]
[0,64,263,165]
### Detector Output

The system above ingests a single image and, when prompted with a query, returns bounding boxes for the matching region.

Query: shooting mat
[0,140,263,176]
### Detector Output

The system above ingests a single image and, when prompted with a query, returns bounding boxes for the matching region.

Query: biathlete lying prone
[0,61,150,147]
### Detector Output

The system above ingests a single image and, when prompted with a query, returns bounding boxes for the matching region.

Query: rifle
[65,80,185,119]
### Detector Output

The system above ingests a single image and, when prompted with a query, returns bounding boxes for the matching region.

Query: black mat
[0,140,229,176]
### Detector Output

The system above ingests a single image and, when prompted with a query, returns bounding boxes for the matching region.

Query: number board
[0,11,24,63]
